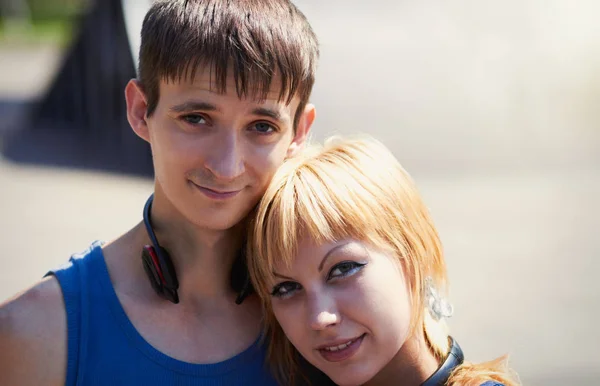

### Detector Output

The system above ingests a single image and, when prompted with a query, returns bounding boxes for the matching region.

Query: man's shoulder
[0,275,66,336]
[0,276,67,386]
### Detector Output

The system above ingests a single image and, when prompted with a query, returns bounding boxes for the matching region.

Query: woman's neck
[365,332,440,386]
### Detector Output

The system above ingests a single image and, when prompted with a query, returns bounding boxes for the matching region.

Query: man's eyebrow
[318,242,353,272]
[169,101,219,113]
[251,107,283,121]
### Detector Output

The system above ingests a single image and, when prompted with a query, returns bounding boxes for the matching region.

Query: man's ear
[125,79,150,143]
[287,103,316,157]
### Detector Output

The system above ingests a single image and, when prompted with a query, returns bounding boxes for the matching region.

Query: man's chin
[190,209,250,232]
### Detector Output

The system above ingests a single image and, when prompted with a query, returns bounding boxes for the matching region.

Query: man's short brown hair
[138,0,319,128]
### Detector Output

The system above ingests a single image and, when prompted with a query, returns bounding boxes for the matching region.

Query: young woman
[247,136,520,386]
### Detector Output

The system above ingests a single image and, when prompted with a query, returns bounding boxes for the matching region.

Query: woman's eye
[270,281,301,298]
[328,261,366,280]
[251,121,276,134]
[182,114,207,125]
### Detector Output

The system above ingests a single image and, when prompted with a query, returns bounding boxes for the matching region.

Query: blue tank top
[48,241,279,386]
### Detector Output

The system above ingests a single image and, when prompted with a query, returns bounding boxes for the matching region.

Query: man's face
[132,68,313,231]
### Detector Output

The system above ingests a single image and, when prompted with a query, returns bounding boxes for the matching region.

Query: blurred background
[1,0,598,385]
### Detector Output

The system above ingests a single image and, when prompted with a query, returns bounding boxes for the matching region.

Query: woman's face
[269,238,413,386]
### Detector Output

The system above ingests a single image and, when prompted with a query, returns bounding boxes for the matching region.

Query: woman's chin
[324,368,376,386]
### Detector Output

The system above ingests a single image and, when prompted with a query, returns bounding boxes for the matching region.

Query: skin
[269,238,439,386]
[0,67,315,385]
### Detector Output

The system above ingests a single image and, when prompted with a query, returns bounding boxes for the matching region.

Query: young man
[0,0,329,384]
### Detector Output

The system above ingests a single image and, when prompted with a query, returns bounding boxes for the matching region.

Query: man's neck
[101,218,263,365]
[142,190,246,304]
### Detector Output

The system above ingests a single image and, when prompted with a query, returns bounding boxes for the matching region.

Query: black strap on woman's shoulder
[421,336,464,386]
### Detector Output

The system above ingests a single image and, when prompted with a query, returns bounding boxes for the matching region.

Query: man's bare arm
[0,276,67,386]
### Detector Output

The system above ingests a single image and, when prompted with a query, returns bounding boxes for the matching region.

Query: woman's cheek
[273,301,305,345]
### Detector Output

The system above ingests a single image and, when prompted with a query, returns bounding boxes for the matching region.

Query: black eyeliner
[327,261,367,279]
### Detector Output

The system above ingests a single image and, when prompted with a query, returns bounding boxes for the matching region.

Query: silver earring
[425,277,454,321]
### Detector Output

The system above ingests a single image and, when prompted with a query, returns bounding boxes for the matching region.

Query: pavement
[1,2,600,385]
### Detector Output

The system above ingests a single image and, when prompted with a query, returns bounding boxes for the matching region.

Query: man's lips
[190,182,243,200]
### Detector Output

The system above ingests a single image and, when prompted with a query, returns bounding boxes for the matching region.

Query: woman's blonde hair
[247,135,519,386]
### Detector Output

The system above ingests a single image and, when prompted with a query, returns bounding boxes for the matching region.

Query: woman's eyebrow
[318,241,353,272]
[272,272,294,280]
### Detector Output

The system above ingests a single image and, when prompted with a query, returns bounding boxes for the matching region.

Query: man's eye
[328,261,366,280]
[270,281,301,298]
[182,114,207,124]
[251,121,276,134]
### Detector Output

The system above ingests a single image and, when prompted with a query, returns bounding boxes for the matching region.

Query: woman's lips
[317,334,366,363]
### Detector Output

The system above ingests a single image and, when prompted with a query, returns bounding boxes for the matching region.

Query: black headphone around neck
[141,194,253,304]
[420,336,464,386]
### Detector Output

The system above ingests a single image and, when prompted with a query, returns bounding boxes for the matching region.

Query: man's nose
[204,130,245,181]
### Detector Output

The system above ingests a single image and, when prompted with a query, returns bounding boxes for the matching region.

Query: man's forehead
[161,65,297,106]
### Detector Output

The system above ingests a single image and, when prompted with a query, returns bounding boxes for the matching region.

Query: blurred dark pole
[2,0,154,177]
